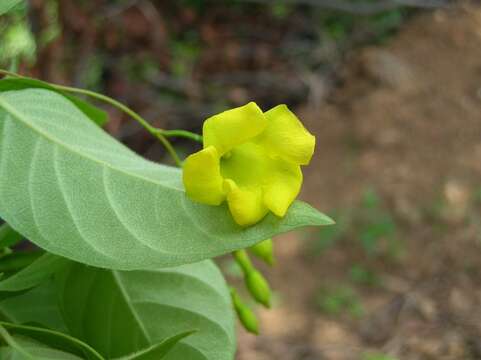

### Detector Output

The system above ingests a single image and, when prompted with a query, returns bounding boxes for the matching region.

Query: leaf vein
[112,272,152,344]
[53,145,116,260]
[102,166,164,254]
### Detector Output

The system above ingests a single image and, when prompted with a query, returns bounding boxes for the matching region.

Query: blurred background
[1,0,481,359]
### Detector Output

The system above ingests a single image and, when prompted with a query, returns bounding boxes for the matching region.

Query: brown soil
[236,5,481,360]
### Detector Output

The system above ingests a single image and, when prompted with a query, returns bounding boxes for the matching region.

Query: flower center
[220,142,268,188]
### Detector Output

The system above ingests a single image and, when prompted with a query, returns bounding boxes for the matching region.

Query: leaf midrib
[111,272,152,346]
[137,269,234,334]
[130,300,232,348]
[111,272,233,360]
[0,92,183,195]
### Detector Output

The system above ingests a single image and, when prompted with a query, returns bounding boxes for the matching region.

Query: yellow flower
[182,102,315,226]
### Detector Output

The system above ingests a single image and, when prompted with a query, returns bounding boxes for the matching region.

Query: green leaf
[0,324,33,359]
[0,334,83,360]
[0,88,333,270]
[0,251,42,273]
[0,253,67,300]
[113,331,196,360]
[0,280,67,332]
[0,78,108,127]
[0,322,104,360]
[58,260,236,360]
[0,0,24,16]
[0,223,22,249]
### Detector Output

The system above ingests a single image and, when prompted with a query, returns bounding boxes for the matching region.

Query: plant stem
[0,69,20,78]
[0,69,183,167]
[233,249,254,274]
[49,84,183,167]
[156,129,203,143]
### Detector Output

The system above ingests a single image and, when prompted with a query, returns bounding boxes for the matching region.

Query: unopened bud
[249,239,274,265]
[245,270,271,308]
[231,288,259,335]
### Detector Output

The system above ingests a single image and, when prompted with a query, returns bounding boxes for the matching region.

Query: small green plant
[311,211,349,254]
[170,37,201,78]
[319,6,410,44]
[270,3,292,19]
[0,3,36,67]
[316,285,364,318]
[312,188,404,260]
[358,189,401,257]
[0,0,62,70]
[349,264,382,287]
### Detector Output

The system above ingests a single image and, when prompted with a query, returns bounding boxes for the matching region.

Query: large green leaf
[113,331,196,360]
[0,253,67,300]
[0,88,333,270]
[0,251,42,274]
[0,266,196,360]
[0,322,104,360]
[0,279,66,332]
[0,334,83,360]
[58,260,236,360]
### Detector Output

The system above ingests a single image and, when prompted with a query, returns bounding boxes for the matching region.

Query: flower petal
[263,161,302,217]
[224,179,268,226]
[203,102,267,156]
[260,105,315,165]
[182,146,225,205]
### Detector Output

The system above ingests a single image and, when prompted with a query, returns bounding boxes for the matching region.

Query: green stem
[0,70,182,167]
[156,129,203,143]
[0,69,20,78]
[233,250,254,274]
[49,84,182,167]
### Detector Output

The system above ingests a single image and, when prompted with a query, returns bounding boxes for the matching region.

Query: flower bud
[249,239,274,265]
[230,288,259,335]
[245,270,271,308]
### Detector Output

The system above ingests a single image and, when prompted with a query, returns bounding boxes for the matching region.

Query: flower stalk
[0,69,186,167]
